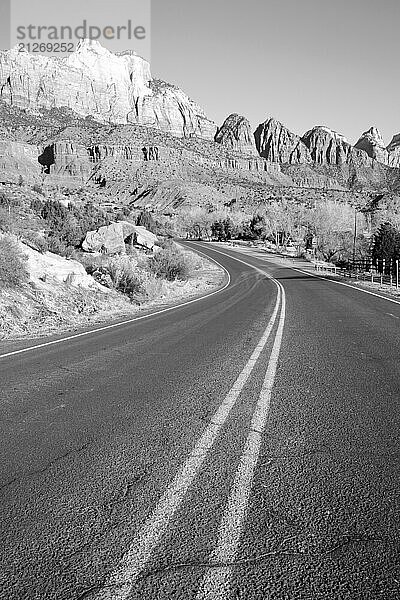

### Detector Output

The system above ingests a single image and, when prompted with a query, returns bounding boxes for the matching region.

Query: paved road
[0,242,399,600]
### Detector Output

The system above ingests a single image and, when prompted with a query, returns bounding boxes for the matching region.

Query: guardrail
[314,262,338,274]
[313,261,400,289]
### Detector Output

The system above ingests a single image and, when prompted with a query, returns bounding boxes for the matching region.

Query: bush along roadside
[80,241,202,304]
[0,236,29,289]
[0,236,224,340]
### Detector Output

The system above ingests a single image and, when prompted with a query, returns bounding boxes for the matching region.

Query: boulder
[82,221,157,253]
[19,242,102,289]
[130,225,158,250]
[82,222,129,254]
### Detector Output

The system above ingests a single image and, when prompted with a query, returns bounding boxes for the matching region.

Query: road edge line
[0,251,231,361]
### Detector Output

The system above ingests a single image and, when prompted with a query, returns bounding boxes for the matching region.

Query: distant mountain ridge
[0,40,399,205]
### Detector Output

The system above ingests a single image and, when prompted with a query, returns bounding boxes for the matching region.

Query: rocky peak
[354,126,388,163]
[387,133,400,168]
[215,114,258,156]
[254,117,311,164]
[302,126,351,165]
[387,133,400,151]
[0,39,217,140]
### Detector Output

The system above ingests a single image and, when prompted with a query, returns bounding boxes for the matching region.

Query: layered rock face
[254,118,311,163]
[215,114,258,156]
[354,127,389,164]
[0,140,41,183]
[301,126,352,165]
[38,141,92,182]
[0,40,216,139]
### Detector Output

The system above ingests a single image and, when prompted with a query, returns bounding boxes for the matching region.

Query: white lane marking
[92,276,282,599]
[196,282,286,599]
[0,250,230,361]
[191,244,276,279]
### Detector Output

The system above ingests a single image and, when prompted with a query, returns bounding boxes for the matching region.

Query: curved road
[0,242,399,600]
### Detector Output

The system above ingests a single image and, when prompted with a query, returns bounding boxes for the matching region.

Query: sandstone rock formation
[0,40,217,139]
[131,225,158,250]
[254,118,311,163]
[215,114,258,156]
[301,126,352,165]
[387,134,400,168]
[19,240,103,289]
[82,221,157,253]
[354,127,389,164]
[0,140,41,183]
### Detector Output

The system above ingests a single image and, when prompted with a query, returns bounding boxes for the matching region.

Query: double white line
[92,250,286,600]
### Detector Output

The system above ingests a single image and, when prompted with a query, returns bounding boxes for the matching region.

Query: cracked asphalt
[0,242,399,600]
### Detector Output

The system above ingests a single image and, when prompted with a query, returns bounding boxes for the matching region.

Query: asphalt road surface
[1,242,399,600]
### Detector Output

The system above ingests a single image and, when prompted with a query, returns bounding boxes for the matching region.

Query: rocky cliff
[354,127,389,164]
[0,37,398,207]
[254,118,311,164]
[301,126,352,165]
[387,134,400,168]
[215,114,258,156]
[0,40,217,139]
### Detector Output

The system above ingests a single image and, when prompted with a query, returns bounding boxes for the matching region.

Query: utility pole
[352,206,357,267]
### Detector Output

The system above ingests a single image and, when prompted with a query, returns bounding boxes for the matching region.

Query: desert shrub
[21,231,48,253]
[78,253,104,275]
[34,199,110,254]
[30,197,43,213]
[0,207,13,233]
[32,184,44,196]
[0,236,29,288]
[136,210,157,233]
[115,206,132,221]
[46,236,71,257]
[148,244,192,281]
[155,238,175,250]
[0,192,21,210]
[106,257,144,298]
[69,201,110,235]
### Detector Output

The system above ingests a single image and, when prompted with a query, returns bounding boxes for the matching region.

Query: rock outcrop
[38,141,92,182]
[387,134,400,168]
[301,126,352,165]
[354,127,389,164]
[20,241,103,289]
[0,40,217,140]
[82,222,157,253]
[0,140,41,183]
[215,114,258,156]
[254,118,311,163]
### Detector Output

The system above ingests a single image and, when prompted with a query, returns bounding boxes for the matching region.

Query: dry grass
[0,245,225,341]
